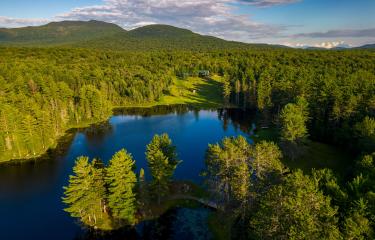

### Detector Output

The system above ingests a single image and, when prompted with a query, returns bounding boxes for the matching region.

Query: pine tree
[257,71,272,110]
[146,133,180,204]
[250,170,340,239]
[62,157,92,222]
[63,157,107,227]
[280,96,309,160]
[205,136,251,207]
[253,141,284,188]
[87,159,108,225]
[138,168,149,214]
[280,96,309,143]
[222,75,231,106]
[106,149,137,225]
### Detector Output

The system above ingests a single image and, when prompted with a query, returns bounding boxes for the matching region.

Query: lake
[0,105,255,240]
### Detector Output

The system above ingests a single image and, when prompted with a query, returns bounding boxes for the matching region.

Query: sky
[0,0,374,48]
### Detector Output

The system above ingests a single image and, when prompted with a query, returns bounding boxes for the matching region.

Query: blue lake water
[0,106,254,239]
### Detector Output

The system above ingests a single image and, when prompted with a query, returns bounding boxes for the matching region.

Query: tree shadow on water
[74,227,139,240]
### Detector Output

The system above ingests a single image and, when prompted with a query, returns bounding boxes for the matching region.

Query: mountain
[0,20,125,45]
[128,24,197,39]
[0,20,273,50]
[77,23,263,50]
[356,44,375,49]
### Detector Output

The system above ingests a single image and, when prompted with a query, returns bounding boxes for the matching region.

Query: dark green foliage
[1,46,374,162]
[106,149,137,224]
[63,150,138,229]
[205,136,252,207]
[312,168,348,206]
[0,47,172,162]
[252,141,285,191]
[343,212,373,240]
[280,96,309,143]
[204,137,285,214]
[0,20,124,45]
[62,157,107,227]
[279,97,309,160]
[146,133,180,204]
[2,22,375,237]
[0,21,265,51]
[250,170,340,240]
[355,116,375,152]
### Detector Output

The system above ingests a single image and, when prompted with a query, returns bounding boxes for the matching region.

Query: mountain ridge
[0,20,124,45]
[0,20,274,50]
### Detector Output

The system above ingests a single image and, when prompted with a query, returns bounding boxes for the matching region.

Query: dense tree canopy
[1,43,374,238]
[63,149,139,229]
[280,97,309,143]
[146,133,180,204]
[1,47,374,162]
[106,149,137,224]
[250,170,340,240]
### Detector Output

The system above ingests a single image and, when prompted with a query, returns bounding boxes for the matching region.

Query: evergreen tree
[138,167,146,197]
[146,133,180,204]
[280,96,309,143]
[250,170,340,240]
[223,76,231,106]
[343,212,373,239]
[257,71,272,110]
[205,136,251,207]
[252,141,285,193]
[106,149,137,224]
[87,159,108,225]
[355,116,375,152]
[63,157,107,227]
[62,157,93,223]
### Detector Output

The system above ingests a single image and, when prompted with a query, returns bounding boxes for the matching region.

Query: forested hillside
[0,20,124,45]
[0,47,173,161]
[1,47,374,163]
[0,20,269,50]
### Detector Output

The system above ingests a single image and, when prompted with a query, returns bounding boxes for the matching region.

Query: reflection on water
[139,207,212,240]
[73,207,212,240]
[0,105,256,240]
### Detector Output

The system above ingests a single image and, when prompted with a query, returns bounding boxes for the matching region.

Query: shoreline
[0,101,233,165]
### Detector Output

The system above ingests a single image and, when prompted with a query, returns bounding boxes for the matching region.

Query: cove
[0,105,255,240]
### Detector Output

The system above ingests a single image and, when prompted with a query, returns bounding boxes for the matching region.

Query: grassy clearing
[254,127,352,176]
[253,127,280,142]
[284,141,353,177]
[117,76,224,109]
[157,75,224,108]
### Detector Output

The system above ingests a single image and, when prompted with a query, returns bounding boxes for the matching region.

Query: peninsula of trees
[63,134,180,230]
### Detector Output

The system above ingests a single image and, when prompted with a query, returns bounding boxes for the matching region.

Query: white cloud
[237,0,300,7]
[0,16,49,28]
[313,41,351,49]
[293,28,375,38]
[55,0,286,42]
[2,0,371,47]
[283,41,352,49]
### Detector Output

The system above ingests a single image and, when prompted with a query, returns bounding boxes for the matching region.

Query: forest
[1,47,374,162]
[1,45,375,239]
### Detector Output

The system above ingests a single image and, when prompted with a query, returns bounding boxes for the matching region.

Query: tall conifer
[106,149,137,224]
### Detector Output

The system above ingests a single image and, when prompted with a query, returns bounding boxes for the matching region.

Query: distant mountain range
[355,44,375,49]
[0,20,272,50]
[304,44,375,50]
[0,20,373,50]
